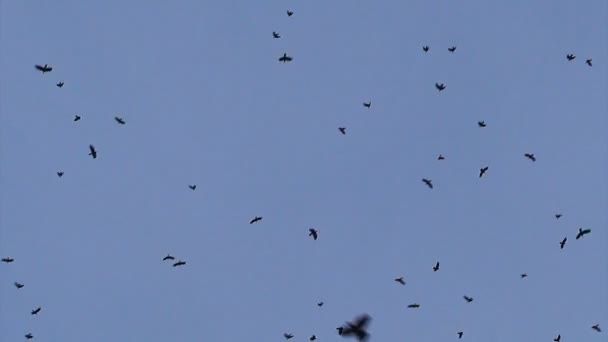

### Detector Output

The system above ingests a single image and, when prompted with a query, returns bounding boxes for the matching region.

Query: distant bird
[273,31,281,38]
[395,277,406,285]
[250,216,263,224]
[310,335,317,341]
[339,127,347,135]
[524,153,536,161]
[566,54,576,61]
[554,334,560,342]
[173,260,186,267]
[31,307,41,315]
[479,166,489,178]
[317,302,324,307]
[278,53,293,63]
[435,82,446,91]
[35,64,52,73]
[457,332,464,339]
[188,185,197,190]
[25,333,33,339]
[520,273,528,279]
[586,58,593,66]
[422,46,429,53]
[284,333,294,339]
[555,213,562,220]
[309,228,318,240]
[463,295,474,303]
[88,145,97,159]
[407,303,420,308]
[559,237,567,249]
[432,262,440,272]
[477,120,486,127]
[363,102,371,108]
[592,324,601,332]
[422,178,433,189]
[162,254,175,261]
[1,257,14,263]
[437,154,445,160]
[338,313,372,342]
[73,115,81,122]
[576,228,591,239]
[57,171,64,178]
[448,46,457,52]
[286,10,294,16]
[15,282,24,289]
[115,116,126,125]
[56,82,64,88]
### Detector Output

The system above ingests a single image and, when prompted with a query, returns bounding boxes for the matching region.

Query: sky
[1,0,606,341]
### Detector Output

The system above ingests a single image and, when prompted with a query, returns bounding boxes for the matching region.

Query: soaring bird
[173,260,186,267]
[339,127,347,135]
[555,213,562,219]
[437,154,445,160]
[422,46,429,53]
[309,228,318,240]
[435,82,446,91]
[566,54,576,61]
[115,116,126,125]
[407,303,420,308]
[284,333,294,339]
[188,185,197,190]
[554,334,560,342]
[310,335,317,341]
[31,307,41,315]
[278,53,293,63]
[524,153,536,161]
[57,171,64,178]
[520,273,528,279]
[317,302,324,307]
[1,257,14,263]
[286,10,294,16]
[25,333,34,339]
[15,282,24,289]
[457,332,463,339]
[479,166,489,178]
[35,64,52,73]
[162,254,175,261]
[273,31,281,38]
[338,314,372,342]
[74,115,81,121]
[433,262,440,272]
[586,59,593,66]
[463,295,474,303]
[250,216,263,224]
[478,120,487,127]
[422,178,433,189]
[395,277,406,285]
[56,82,64,88]
[559,237,567,249]
[592,324,601,332]
[448,46,457,52]
[576,228,591,239]
[88,145,97,159]
[363,102,371,108]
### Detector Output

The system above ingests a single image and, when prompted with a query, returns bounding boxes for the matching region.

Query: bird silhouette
[278,53,293,63]
[478,120,487,127]
[31,307,41,315]
[592,324,601,332]
[457,332,464,339]
[1,257,14,263]
[586,59,593,66]
[479,166,489,178]
[173,260,186,267]
[309,335,317,341]
[463,295,474,303]
[553,334,560,342]
[576,228,591,239]
[57,172,64,178]
[407,303,420,308]
[188,185,196,190]
[363,102,371,108]
[566,54,576,61]
[422,46,429,52]
[432,262,440,272]
[25,333,33,339]
[309,228,318,240]
[250,216,263,224]
[286,10,294,16]
[524,153,536,161]
[559,237,567,249]
[437,154,445,160]
[317,302,324,307]
[395,277,406,285]
[338,313,372,342]
[162,254,175,261]
[422,178,433,189]
[114,117,126,125]
[448,46,457,52]
[520,273,528,279]
[74,115,81,121]
[88,145,97,159]
[435,82,446,91]
[339,127,347,135]
[56,82,64,88]
[273,31,281,38]
[35,64,52,73]
[555,213,562,219]
[15,282,24,289]
[284,333,294,339]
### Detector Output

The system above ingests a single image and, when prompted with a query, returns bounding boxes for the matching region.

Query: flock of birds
[1,6,603,342]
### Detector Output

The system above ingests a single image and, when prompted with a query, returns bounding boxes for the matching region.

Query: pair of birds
[423,46,457,53]
[283,333,316,341]
[566,54,593,66]
[162,254,186,267]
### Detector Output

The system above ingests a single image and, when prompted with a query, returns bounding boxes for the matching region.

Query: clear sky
[1,0,606,341]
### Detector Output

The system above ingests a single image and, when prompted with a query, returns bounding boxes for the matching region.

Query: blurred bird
[115,116,126,125]
[310,335,317,341]
[278,53,293,63]
[56,82,64,88]
[435,82,446,91]
[250,216,263,224]
[309,228,318,240]
[15,282,24,289]
[566,54,576,61]
[188,185,196,190]
[448,46,457,52]
[286,10,294,16]
[576,228,591,239]
[422,178,433,189]
[25,333,33,339]
[339,127,346,135]
[88,145,97,159]
[338,313,372,342]
[57,172,64,178]
[479,166,489,178]
[592,324,601,332]
[463,295,474,303]
[273,31,281,38]
[478,120,486,127]
[173,260,186,267]
[363,102,371,108]
[395,277,406,285]
[35,64,52,73]
[437,154,445,160]
[31,307,41,315]
[407,303,420,308]
[284,333,294,339]
[317,302,324,307]
[524,153,536,161]
[457,332,463,339]
[422,46,429,53]
[1,257,14,263]
[586,59,593,66]
[553,334,560,342]
[520,273,528,279]
[162,254,175,261]
[74,115,81,121]
[555,213,562,220]
[559,237,567,249]
[433,262,440,272]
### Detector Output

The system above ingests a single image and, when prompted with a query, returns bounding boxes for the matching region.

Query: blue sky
[1,0,606,341]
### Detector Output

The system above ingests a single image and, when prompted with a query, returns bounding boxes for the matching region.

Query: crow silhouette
[250,216,263,224]
[395,277,406,285]
[592,324,601,332]
[363,102,371,108]
[56,82,64,88]
[457,332,464,339]
[284,333,294,339]
[1,257,14,263]
[586,59,592,66]
[286,10,294,16]
[309,228,318,240]
[554,334,560,342]
[163,254,175,261]
[479,166,489,178]
[559,237,567,249]
[478,120,486,127]
[338,314,372,342]
[31,307,41,315]
[173,260,186,267]
[35,64,52,73]
[437,154,445,160]
[422,178,433,189]
[339,127,346,135]
[433,262,440,272]
[188,185,197,190]
[463,295,474,303]
[88,145,97,159]
[273,31,281,38]
[310,335,317,341]
[520,273,528,279]
[448,46,457,52]
[25,333,33,339]
[422,46,429,52]
[524,153,536,161]
[435,82,446,91]
[566,54,576,61]
[15,282,24,289]
[74,115,81,122]
[555,213,562,219]
[407,303,420,308]
[317,302,324,307]
[115,117,126,125]
[278,53,293,63]
[576,228,591,239]
[57,172,64,178]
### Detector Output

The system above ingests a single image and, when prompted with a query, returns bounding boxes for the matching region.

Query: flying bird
[173,260,186,267]
[162,254,175,261]
[457,332,464,339]
[407,303,420,308]
[278,53,293,63]
[15,282,24,289]
[555,213,562,220]
[338,313,372,342]
[317,302,324,307]
[363,102,371,108]
[479,166,489,178]
[310,335,317,341]
[477,120,486,127]
[188,185,197,190]
[520,273,528,278]
[435,82,446,91]
[463,295,474,303]
[284,333,294,339]
[576,228,591,239]
[422,178,433,189]
[88,145,97,159]
[1,257,14,263]
[566,54,576,61]
[559,237,567,249]
[250,216,263,224]
[57,171,64,178]
[35,64,52,73]
[554,334,560,342]
[56,82,64,88]
[309,228,318,240]
[31,307,41,315]
[448,46,457,52]
[422,46,429,53]
[286,10,294,16]
[592,324,601,332]
[437,154,445,160]
[273,31,281,38]
[25,333,33,339]
[339,127,346,135]
[524,153,536,161]
[395,277,406,285]
[433,262,440,272]
[74,115,81,121]
[115,117,126,125]
[586,58,592,66]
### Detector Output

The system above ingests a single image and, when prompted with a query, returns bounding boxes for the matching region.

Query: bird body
[35,64,52,73]
[339,127,346,135]
[15,282,24,288]
[478,120,486,127]
[395,277,406,285]
[433,262,440,272]
[278,53,293,63]
[422,46,429,52]
[57,172,64,177]
[524,153,536,161]
[448,46,457,52]
[173,260,186,267]
[273,31,281,38]
[56,82,64,87]
[88,145,97,159]
[407,303,420,308]
[586,58,592,66]
[31,307,41,315]
[592,324,601,332]
[188,185,197,190]
[284,333,294,339]
[1,257,14,263]
[363,102,371,108]
[422,178,433,189]
[74,115,81,121]
[559,237,567,249]
[479,166,489,178]
[338,314,372,342]
[566,54,576,61]
[286,10,294,16]
[250,216,263,224]
[309,228,318,240]
[576,228,591,239]
[163,254,175,261]
[435,82,446,91]
[463,295,474,302]
[115,117,126,125]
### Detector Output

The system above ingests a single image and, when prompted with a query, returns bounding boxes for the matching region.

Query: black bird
[317,302,324,307]
[463,295,474,303]
[57,171,64,178]
[407,303,420,308]
[337,327,344,335]
[566,54,576,61]
[273,31,281,38]
[250,216,263,224]
[433,262,440,272]
[25,333,33,339]
[15,282,24,289]
[188,185,197,190]
[339,127,347,135]
[524,153,536,161]
[162,254,175,261]
[448,46,457,52]
[395,277,406,285]
[338,314,372,342]
[310,335,317,341]
[1,257,14,263]
[363,102,371,108]
[592,324,601,332]
[437,154,445,160]
[115,116,126,125]
[422,178,433,189]
[88,145,97,159]
[555,213,562,220]
[73,115,81,122]
[309,228,318,240]
[576,228,591,239]
[479,166,489,178]
[422,46,429,53]
[586,58,593,66]
[173,260,186,267]
[478,120,486,127]
[35,64,52,73]
[435,82,446,91]
[286,10,294,16]
[278,53,293,63]
[457,332,463,339]
[31,307,41,315]
[56,82,64,88]
[554,334,560,342]
[559,237,567,249]
[520,273,528,279]
[284,333,294,339]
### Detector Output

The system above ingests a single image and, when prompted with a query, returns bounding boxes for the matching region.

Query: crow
[56,82,64,88]
[576,228,591,239]
[25,333,34,339]
[478,120,486,127]
[74,115,81,121]
[524,153,536,161]
[338,314,372,342]
[463,295,474,303]
[286,10,294,16]
[188,185,197,190]
[566,54,576,61]
[162,254,175,261]
[1,257,14,263]
[592,324,601,332]
[448,46,457,52]
[284,333,294,339]
[309,228,318,240]
[479,166,489,178]
[422,46,429,53]
[554,334,560,342]
[520,273,528,279]
[395,277,406,285]
[363,102,371,108]
[278,53,293,63]
[433,262,440,272]
[115,117,126,125]
[250,216,263,224]
[273,31,281,38]
[559,237,567,249]
[339,127,347,135]
[35,64,52,73]
[88,145,97,159]
[31,307,41,315]
[15,282,24,289]
[555,213,562,220]
[435,82,446,91]
[173,260,186,267]
[437,154,445,160]
[422,178,433,189]
[586,59,592,66]
[317,302,324,307]
[407,303,420,308]
[457,332,464,339]
[310,335,317,341]
[57,172,64,178]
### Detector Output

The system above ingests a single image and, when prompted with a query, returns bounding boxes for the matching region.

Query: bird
[284,333,294,339]
[591,324,601,332]
[435,82,446,91]
[278,53,293,63]
[520,273,528,278]
[173,260,186,267]
[115,116,126,125]
[437,154,445,160]
[15,282,24,289]
[250,216,263,224]
[1,257,14,263]
[395,277,406,285]
[576,228,591,239]
[25,333,33,339]
[162,254,175,261]
[286,10,294,16]
[566,54,576,61]
[479,166,489,178]
[422,178,433,189]
[73,115,81,122]
[338,313,372,342]
[273,31,281,38]
[422,46,429,52]
[555,213,562,220]
[317,302,324,307]
[586,58,592,66]
[31,307,41,315]
[407,303,420,308]
[448,46,457,52]
[35,64,52,73]
[524,153,536,161]
[88,145,97,159]
[57,171,64,178]
[433,262,440,272]
[309,228,318,240]
[457,332,464,339]
[478,120,487,127]
[188,185,197,190]
[339,127,347,135]
[553,334,560,342]
[56,82,64,88]
[463,295,474,303]
[559,237,567,249]
[363,102,371,108]
[310,336,317,341]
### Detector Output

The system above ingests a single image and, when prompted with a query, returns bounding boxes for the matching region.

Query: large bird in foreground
[35,64,52,73]
[576,228,591,239]
[278,53,293,63]
[88,145,97,159]
[338,314,372,342]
